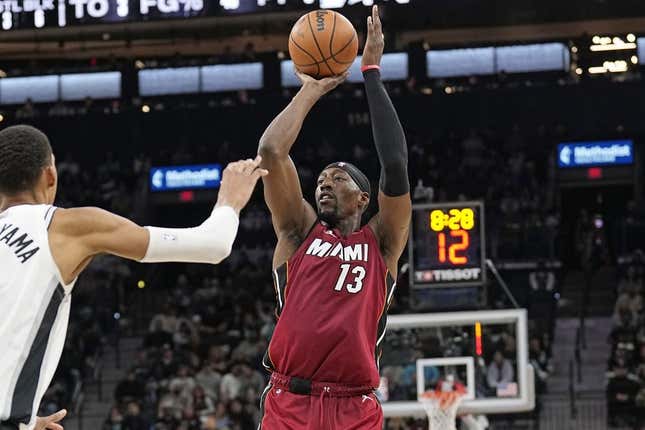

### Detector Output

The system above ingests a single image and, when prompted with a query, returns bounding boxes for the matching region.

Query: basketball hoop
[419,389,465,430]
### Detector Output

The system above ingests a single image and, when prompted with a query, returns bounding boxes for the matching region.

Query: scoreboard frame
[408,200,487,289]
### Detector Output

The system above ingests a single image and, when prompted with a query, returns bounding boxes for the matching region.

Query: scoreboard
[409,201,486,288]
[0,0,413,31]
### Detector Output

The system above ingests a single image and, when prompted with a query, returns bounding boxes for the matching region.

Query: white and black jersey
[0,204,76,429]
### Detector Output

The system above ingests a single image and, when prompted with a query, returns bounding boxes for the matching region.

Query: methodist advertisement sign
[149,164,221,191]
[558,140,634,168]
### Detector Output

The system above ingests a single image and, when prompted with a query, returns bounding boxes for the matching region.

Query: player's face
[315,168,366,225]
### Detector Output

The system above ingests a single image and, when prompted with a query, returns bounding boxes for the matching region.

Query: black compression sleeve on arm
[363,69,409,197]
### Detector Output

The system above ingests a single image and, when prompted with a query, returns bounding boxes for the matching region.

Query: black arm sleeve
[363,69,409,197]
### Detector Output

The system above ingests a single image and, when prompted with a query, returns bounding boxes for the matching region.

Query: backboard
[379,309,535,417]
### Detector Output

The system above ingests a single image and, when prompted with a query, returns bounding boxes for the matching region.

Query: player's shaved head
[0,125,53,195]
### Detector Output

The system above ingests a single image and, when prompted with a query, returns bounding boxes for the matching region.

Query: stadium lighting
[628,33,637,43]
[588,60,629,74]
[632,55,639,64]
[575,68,583,75]
[137,280,146,288]
[590,35,636,52]
[0,114,4,123]
[135,60,145,69]
[142,104,151,113]
[571,46,578,53]
[444,86,453,94]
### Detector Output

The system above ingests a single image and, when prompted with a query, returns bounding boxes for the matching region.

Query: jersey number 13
[334,264,366,294]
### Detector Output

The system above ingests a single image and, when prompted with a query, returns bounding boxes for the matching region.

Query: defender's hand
[296,70,349,100]
[217,156,269,213]
[35,409,66,430]
[362,5,384,68]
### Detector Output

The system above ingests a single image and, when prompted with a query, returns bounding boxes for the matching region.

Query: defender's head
[0,125,57,205]
[315,162,370,226]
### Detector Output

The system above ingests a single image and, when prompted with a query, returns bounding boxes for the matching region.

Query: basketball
[288,10,359,78]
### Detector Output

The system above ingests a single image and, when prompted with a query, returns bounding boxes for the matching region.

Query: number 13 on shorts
[334,263,366,294]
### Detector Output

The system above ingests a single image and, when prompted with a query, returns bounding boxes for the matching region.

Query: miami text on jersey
[305,238,369,262]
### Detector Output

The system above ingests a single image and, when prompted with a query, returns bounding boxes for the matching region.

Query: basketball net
[419,389,465,430]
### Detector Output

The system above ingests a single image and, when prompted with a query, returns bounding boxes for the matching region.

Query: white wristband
[140,205,239,264]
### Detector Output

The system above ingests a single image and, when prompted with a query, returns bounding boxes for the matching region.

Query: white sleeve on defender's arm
[140,206,240,264]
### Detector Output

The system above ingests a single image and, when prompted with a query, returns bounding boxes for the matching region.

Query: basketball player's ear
[44,164,57,188]
[359,191,370,210]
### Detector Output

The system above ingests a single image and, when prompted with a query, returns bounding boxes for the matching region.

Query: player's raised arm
[363,5,412,275]
[49,158,267,284]
[258,72,346,245]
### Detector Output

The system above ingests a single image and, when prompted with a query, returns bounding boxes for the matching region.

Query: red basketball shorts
[259,373,383,430]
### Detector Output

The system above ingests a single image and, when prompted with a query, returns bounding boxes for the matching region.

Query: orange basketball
[288,10,358,78]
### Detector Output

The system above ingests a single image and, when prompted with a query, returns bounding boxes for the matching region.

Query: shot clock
[409,201,486,288]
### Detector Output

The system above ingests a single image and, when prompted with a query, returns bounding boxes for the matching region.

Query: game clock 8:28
[429,208,476,265]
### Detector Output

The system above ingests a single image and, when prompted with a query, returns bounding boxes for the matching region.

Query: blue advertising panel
[558,140,634,168]
[281,52,408,87]
[201,63,263,92]
[150,164,222,191]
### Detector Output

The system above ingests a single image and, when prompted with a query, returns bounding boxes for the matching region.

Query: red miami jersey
[263,221,396,387]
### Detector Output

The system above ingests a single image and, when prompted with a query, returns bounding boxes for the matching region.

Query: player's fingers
[295,69,312,83]
[48,410,67,422]
[252,168,269,180]
[251,154,263,167]
[241,158,255,174]
[334,72,349,84]
[366,16,372,34]
[46,423,64,430]
[228,161,245,174]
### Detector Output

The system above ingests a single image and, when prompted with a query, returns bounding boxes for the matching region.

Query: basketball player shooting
[257,6,411,429]
[0,125,267,430]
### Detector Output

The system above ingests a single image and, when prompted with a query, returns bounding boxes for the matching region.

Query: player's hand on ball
[35,409,66,430]
[217,155,269,213]
[362,5,384,68]
[296,70,349,99]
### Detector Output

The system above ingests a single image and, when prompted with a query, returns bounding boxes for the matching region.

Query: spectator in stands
[121,402,150,430]
[115,370,145,404]
[607,357,640,427]
[610,309,638,362]
[528,261,556,292]
[613,285,643,326]
[486,350,515,393]
[220,363,244,402]
[104,406,124,430]
[195,360,222,402]
[191,385,215,417]
[529,336,551,394]
[169,365,196,404]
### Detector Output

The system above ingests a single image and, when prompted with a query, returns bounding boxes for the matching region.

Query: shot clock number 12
[430,208,475,265]
[410,201,485,288]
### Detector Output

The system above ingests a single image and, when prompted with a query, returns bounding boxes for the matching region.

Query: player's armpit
[369,191,411,276]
